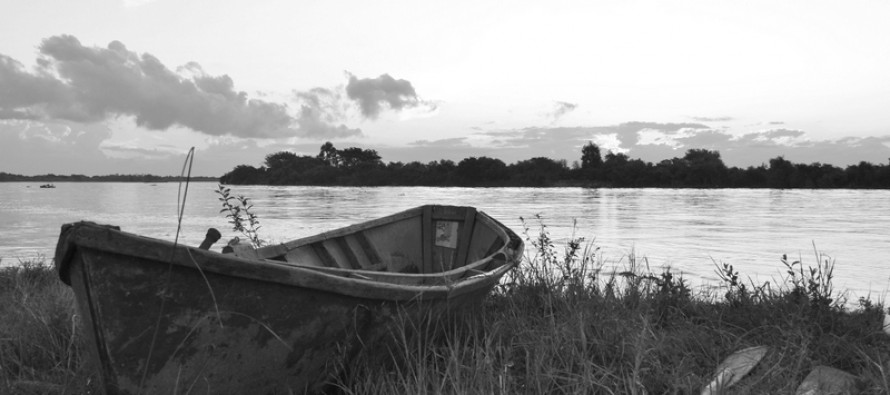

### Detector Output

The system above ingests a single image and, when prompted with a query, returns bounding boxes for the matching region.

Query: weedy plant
[335,217,890,394]
[510,214,602,294]
[215,184,264,247]
[781,243,839,309]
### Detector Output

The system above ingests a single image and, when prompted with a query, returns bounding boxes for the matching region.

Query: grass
[333,217,890,394]
[0,259,97,394]
[2,220,890,394]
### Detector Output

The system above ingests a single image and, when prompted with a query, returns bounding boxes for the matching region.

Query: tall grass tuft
[0,259,98,394]
[334,218,890,394]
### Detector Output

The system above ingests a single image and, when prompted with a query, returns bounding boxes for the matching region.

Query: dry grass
[2,220,888,394]
[0,259,97,394]
[332,218,890,394]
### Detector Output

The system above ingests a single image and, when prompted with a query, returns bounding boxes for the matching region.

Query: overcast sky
[2,0,889,176]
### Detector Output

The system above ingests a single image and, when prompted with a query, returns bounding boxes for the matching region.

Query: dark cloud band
[345,73,424,119]
[1,35,297,138]
[549,101,578,123]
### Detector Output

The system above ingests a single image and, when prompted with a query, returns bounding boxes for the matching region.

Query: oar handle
[199,228,222,250]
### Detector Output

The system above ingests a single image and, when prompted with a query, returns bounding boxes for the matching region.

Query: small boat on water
[55,205,523,394]
[39,183,55,188]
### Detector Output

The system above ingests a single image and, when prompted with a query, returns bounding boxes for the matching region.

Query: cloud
[1,36,390,142]
[612,122,710,147]
[736,128,808,148]
[0,118,327,176]
[478,122,709,151]
[0,54,71,118]
[637,129,681,148]
[295,105,363,138]
[548,101,578,123]
[0,36,446,176]
[100,143,183,160]
[633,127,890,167]
[1,35,296,138]
[758,128,806,139]
[480,126,592,146]
[292,88,362,138]
[345,73,430,119]
[0,120,114,174]
[673,129,734,148]
[722,133,890,167]
[0,107,41,120]
[409,137,469,148]
[691,116,733,122]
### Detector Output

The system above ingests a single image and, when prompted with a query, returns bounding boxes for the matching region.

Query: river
[2,182,888,303]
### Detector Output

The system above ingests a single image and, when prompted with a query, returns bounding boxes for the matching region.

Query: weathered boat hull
[55,205,522,394]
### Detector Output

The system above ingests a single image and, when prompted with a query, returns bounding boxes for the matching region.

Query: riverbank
[2,232,889,393]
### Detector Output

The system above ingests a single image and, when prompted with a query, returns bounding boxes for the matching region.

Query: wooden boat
[55,205,522,394]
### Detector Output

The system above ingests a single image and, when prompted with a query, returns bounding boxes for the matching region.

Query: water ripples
[2,182,888,302]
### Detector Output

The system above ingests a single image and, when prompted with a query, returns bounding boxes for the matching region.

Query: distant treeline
[0,173,217,183]
[219,142,890,189]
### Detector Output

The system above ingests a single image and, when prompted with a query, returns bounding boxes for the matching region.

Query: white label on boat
[435,221,459,248]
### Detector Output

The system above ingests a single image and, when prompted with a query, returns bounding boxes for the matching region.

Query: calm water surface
[2,182,888,302]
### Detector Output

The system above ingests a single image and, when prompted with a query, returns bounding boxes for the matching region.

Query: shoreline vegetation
[3,220,889,393]
[218,142,890,188]
[3,142,889,189]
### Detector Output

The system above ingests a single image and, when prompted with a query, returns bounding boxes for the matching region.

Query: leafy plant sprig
[781,246,838,309]
[216,184,263,247]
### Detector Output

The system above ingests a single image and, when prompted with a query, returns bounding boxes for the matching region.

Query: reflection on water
[2,182,888,301]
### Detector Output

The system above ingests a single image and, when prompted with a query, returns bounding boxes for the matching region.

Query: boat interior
[231,206,511,282]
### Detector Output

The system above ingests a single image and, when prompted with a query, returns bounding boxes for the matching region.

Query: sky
[1,0,889,176]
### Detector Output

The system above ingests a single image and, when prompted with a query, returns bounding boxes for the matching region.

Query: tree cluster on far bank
[219,141,890,188]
